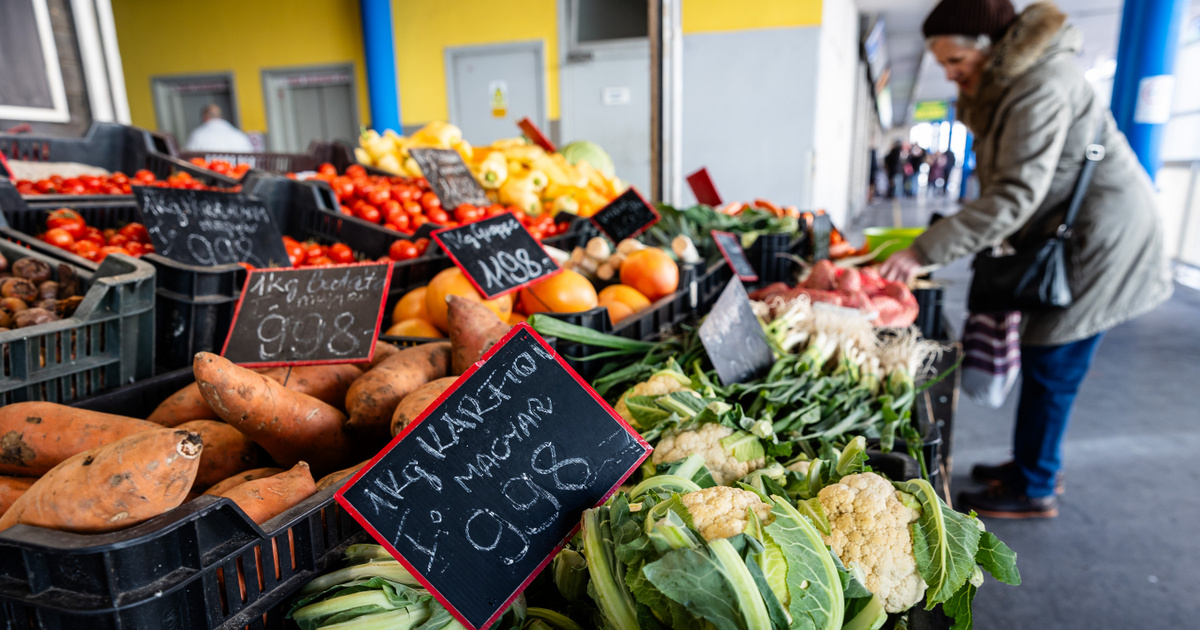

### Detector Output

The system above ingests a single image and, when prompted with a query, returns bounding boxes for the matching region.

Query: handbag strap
[1057,117,1107,239]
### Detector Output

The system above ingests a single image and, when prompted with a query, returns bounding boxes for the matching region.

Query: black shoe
[970,460,1064,494]
[957,485,1058,519]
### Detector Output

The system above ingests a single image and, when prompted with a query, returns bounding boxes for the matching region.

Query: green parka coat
[912,1,1173,345]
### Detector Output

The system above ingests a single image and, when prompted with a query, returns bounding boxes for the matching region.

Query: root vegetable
[14,308,57,328]
[258,364,362,411]
[178,420,259,490]
[447,295,511,374]
[616,239,645,255]
[596,262,616,281]
[1,278,37,302]
[54,296,83,318]
[344,342,450,440]
[147,382,218,427]
[0,476,35,517]
[37,281,59,301]
[391,377,457,437]
[56,264,79,298]
[0,403,161,476]
[204,467,285,496]
[315,461,368,492]
[0,429,202,533]
[215,461,317,525]
[0,310,10,329]
[586,237,611,260]
[11,258,51,284]
[0,297,27,313]
[194,352,353,475]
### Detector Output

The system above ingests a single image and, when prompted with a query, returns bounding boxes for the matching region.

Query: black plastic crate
[744,232,798,285]
[0,235,155,405]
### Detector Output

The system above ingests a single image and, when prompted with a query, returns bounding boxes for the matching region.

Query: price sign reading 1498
[220,262,393,367]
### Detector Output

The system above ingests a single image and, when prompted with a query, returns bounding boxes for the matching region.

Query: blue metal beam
[360,0,401,132]
[1111,0,1187,181]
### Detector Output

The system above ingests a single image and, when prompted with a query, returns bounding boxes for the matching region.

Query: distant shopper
[905,146,925,197]
[883,141,904,198]
[929,152,947,196]
[881,0,1172,518]
[185,104,253,153]
[941,150,957,195]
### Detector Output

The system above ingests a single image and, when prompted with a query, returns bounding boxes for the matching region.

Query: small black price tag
[337,325,650,630]
[589,187,660,243]
[220,262,392,367]
[133,186,291,268]
[699,277,774,386]
[433,213,560,300]
[712,230,758,282]
[409,148,490,210]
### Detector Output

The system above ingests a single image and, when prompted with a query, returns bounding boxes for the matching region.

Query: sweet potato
[147,382,217,427]
[345,342,451,440]
[0,429,202,533]
[366,341,401,369]
[194,352,353,475]
[391,376,457,437]
[315,460,369,492]
[447,295,512,375]
[204,467,285,496]
[0,476,35,517]
[1,403,160,476]
[258,364,362,411]
[178,420,259,490]
[216,462,317,524]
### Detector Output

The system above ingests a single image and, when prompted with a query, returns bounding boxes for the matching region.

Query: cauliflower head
[652,423,764,485]
[680,486,774,541]
[614,373,690,425]
[818,472,925,613]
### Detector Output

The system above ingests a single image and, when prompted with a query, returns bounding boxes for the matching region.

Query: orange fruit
[508,311,528,325]
[424,267,513,332]
[619,248,679,302]
[599,298,635,325]
[597,284,651,313]
[385,318,444,338]
[519,269,599,315]
[392,287,430,325]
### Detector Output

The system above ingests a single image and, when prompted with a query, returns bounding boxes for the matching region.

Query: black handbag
[967,123,1107,313]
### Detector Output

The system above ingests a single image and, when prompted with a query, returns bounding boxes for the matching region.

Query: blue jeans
[1013,333,1104,498]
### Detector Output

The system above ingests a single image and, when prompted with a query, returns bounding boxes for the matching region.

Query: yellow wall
[682,0,822,34]
[391,0,559,127]
[112,0,370,134]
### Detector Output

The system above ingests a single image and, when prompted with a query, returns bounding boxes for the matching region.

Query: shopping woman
[881,0,1173,518]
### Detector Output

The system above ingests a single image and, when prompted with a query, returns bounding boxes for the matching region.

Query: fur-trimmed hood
[957,2,1076,133]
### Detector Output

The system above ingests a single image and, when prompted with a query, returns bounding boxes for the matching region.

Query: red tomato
[282,237,305,266]
[394,187,415,202]
[389,212,411,231]
[355,181,376,200]
[81,226,105,246]
[345,165,366,179]
[71,239,101,260]
[306,256,334,267]
[111,173,129,185]
[331,177,355,200]
[134,170,156,183]
[357,205,381,224]
[98,245,126,260]
[453,204,476,223]
[427,209,449,225]
[339,204,354,217]
[367,188,390,207]
[510,209,527,224]
[329,242,355,264]
[420,192,441,209]
[118,223,150,244]
[44,228,75,249]
[486,204,506,217]
[411,215,428,229]
[303,242,326,263]
[123,242,145,256]
[108,234,130,247]
[389,240,419,261]
[402,200,422,215]
[318,163,338,177]
[414,238,431,255]
[46,209,85,238]
[381,199,402,217]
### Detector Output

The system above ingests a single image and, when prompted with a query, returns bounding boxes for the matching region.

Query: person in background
[881,0,1172,518]
[929,151,947,196]
[868,148,880,203]
[185,104,253,153]
[905,145,925,197]
[941,150,957,195]
[884,141,904,198]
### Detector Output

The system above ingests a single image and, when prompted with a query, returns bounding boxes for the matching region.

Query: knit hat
[922,0,1017,41]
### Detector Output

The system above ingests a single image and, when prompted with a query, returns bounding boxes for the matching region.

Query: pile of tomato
[307,163,568,241]
[13,169,233,196]
[35,209,154,263]
[187,158,252,179]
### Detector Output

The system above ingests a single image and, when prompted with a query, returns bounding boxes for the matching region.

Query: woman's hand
[880,248,923,283]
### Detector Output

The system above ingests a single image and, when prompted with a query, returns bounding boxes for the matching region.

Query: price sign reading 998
[133,186,292,268]
[220,262,393,367]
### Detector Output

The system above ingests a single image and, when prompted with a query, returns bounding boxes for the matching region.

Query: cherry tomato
[389,212,411,231]
[331,177,355,200]
[367,188,390,207]
[282,236,305,266]
[306,255,335,267]
[329,242,355,264]
[44,227,75,249]
[303,243,326,263]
[119,223,151,244]
[381,199,403,217]
[402,200,422,215]
[389,240,419,261]
[427,209,449,225]
[357,205,381,224]
[419,192,441,209]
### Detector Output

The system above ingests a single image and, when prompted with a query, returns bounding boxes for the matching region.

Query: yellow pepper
[477,151,509,189]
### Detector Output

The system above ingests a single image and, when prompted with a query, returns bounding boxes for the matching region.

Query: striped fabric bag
[961,311,1022,409]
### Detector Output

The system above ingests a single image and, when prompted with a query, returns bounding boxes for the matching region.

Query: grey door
[262,65,359,152]
[446,42,546,145]
[151,74,237,149]
[559,0,651,193]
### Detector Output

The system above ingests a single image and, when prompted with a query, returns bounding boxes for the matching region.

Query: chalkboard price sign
[337,325,650,630]
[409,148,490,210]
[711,230,758,282]
[699,277,774,386]
[433,213,561,300]
[133,186,291,268]
[220,262,393,367]
[590,187,660,243]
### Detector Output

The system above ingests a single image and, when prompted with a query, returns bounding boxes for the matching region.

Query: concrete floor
[853,196,1200,629]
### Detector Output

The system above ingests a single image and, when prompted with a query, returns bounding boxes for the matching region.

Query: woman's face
[929,37,989,95]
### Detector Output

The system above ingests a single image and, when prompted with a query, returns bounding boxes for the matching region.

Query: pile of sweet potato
[0,294,512,535]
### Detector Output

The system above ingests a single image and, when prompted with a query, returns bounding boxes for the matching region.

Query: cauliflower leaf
[765,498,846,630]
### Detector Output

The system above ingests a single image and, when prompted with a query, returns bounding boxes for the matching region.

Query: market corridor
[855,197,1200,629]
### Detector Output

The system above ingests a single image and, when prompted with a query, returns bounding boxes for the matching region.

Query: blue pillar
[360,0,401,132]
[1111,0,1186,181]
[958,132,974,200]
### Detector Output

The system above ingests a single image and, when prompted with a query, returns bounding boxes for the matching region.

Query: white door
[262,65,359,152]
[446,42,546,146]
[559,0,651,193]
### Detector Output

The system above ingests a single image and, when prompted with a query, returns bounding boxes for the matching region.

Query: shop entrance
[446,41,547,145]
[262,64,359,152]
[151,73,237,149]
[559,0,651,193]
